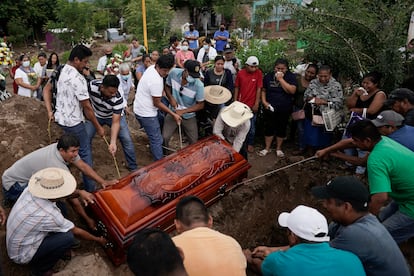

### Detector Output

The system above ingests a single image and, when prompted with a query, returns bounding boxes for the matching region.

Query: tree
[290,0,414,91]
[47,0,95,45]
[125,0,174,50]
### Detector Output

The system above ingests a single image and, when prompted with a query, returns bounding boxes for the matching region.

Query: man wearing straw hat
[6,168,107,276]
[213,101,252,159]
[2,134,116,230]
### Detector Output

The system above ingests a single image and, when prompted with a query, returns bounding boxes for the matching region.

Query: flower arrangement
[0,42,13,66]
[27,72,38,86]
[0,42,13,77]
[105,53,123,75]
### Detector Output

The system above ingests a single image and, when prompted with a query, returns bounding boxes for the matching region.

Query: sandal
[276,150,285,158]
[257,149,271,157]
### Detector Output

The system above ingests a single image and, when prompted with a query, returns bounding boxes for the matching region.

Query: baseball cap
[245,56,259,66]
[371,110,404,127]
[223,44,234,53]
[184,60,201,78]
[384,88,414,107]
[278,205,329,242]
[311,176,369,210]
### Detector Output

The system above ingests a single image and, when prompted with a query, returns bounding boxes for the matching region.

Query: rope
[102,136,121,178]
[178,123,183,149]
[228,155,318,192]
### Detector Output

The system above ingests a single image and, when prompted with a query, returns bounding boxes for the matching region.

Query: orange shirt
[172,227,246,276]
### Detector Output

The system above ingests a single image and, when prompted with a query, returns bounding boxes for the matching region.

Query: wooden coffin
[90,135,251,265]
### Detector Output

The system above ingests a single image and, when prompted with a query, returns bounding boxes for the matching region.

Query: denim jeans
[85,116,138,171]
[29,231,74,275]
[342,131,367,174]
[3,182,26,202]
[379,200,414,244]
[58,122,95,192]
[135,115,164,161]
[246,113,257,146]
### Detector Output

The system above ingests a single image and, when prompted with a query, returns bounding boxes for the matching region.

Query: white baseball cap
[245,56,259,66]
[278,205,329,242]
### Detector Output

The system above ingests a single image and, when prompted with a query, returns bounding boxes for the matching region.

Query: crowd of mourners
[1,22,414,276]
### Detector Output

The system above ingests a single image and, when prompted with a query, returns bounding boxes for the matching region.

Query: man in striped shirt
[85,75,138,171]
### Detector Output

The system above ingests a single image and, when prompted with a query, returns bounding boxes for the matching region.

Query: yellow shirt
[172,227,247,276]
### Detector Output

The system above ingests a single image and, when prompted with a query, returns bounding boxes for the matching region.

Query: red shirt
[11,65,19,94]
[235,68,263,108]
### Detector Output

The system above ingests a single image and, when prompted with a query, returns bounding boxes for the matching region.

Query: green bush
[236,39,289,74]
[113,44,129,56]
[60,50,71,64]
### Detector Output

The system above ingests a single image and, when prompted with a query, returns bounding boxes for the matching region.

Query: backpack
[50,64,65,112]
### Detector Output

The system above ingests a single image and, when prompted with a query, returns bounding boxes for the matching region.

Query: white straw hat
[220,101,253,127]
[278,205,330,242]
[28,167,76,199]
[204,85,232,104]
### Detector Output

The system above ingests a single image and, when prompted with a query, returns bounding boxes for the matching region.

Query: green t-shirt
[368,136,414,218]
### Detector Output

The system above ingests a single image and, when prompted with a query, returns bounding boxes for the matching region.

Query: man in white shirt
[44,45,104,192]
[134,54,180,160]
[33,52,47,100]
[213,101,252,159]
[96,46,113,75]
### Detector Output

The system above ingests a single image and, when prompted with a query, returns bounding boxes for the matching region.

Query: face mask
[181,46,189,51]
[121,75,129,81]
[203,45,209,50]
[186,76,195,83]
[22,61,30,67]
[106,53,112,58]
[220,27,225,31]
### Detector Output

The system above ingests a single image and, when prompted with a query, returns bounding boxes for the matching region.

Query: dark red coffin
[90,135,251,265]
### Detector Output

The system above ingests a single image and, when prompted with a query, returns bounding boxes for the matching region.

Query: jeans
[85,116,137,171]
[379,200,414,244]
[342,131,366,174]
[135,115,164,161]
[29,231,74,275]
[246,113,257,146]
[59,122,95,192]
[3,182,26,202]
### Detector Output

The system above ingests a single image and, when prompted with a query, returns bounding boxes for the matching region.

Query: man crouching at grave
[6,168,107,276]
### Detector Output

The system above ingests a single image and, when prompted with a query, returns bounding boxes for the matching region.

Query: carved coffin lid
[92,135,250,247]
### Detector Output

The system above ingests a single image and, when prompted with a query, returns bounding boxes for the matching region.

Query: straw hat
[220,101,253,127]
[204,85,232,104]
[28,168,76,199]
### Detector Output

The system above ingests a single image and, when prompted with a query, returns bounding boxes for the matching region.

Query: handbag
[343,108,367,137]
[311,105,324,126]
[322,102,343,131]
[292,104,305,121]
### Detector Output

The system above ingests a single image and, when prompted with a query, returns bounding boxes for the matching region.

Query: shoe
[247,145,255,153]
[257,149,271,157]
[276,150,285,158]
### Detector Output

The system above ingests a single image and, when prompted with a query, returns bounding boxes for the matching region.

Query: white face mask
[22,61,30,67]
[181,46,189,51]
[203,45,209,50]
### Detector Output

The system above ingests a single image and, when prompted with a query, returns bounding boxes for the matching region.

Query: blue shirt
[166,68,204,119]
[388,125,414,151]
[329,214,410,276]
[183,30,199,49]
[261,242,365,276]
[213,30,230,51]
[263,71,297,112]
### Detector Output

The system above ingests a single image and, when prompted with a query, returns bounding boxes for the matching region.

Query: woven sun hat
[204,85,232,104]
[28,167,76,199]
[220,101,253,128]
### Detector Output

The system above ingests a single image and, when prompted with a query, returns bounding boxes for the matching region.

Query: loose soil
[1,41,413,275]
